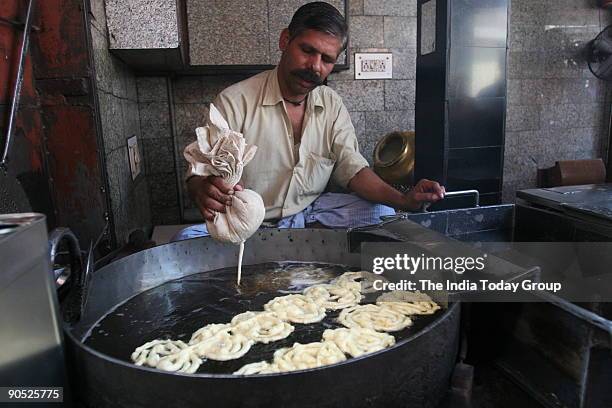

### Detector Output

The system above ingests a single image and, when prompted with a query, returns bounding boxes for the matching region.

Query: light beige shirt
[210,68,369,220]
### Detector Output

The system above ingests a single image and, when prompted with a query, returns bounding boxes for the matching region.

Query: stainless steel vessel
[0,213,67,388]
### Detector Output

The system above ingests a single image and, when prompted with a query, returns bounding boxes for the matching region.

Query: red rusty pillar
[1,0,112,249]
[32,0,111,248]
[0,0,54,218]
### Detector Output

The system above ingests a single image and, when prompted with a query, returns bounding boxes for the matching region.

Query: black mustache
[291,69,323,85]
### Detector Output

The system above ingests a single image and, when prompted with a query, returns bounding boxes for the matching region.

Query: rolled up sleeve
[330,101,369,188]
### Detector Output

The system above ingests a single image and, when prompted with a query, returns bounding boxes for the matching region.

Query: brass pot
[373,131,415,184]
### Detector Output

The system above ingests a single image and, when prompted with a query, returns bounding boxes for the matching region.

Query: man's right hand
[186,176,243,221]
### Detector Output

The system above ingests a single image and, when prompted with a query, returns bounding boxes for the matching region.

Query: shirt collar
[263,67,324,109]
[262,67,283,106]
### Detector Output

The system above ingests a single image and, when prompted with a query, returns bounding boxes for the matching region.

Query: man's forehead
[292,30,343,57]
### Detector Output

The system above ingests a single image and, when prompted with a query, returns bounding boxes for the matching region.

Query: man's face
[278,28,343,96]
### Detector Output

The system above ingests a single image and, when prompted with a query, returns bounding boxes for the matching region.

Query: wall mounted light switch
[355,53,393,80]
[127,135,142,180]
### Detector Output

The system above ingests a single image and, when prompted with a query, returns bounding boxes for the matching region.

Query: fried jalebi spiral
[337,304,412,332]
[375,290,440,315]
[131,339,202,373]
[263,294,326,324]
[189,323,232,345]
[376,290,435,303]
[132,322,253,372]
[303,284,362,310]
[272,341,346,371]
[233,361,281,375]
[231,311,294,343]
[156,348,203,374]
[230,311,259,326]
[377,300,440,316]
[331,271,389,293]
[322,327,395,357]
[131,339,190,368]
[191,330,254,361]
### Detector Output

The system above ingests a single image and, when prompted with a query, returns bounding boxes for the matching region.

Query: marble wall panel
[503,0,611,201]
[90,4,152,240]
[364,0,417,17]
[328,79,385,111]
[383,17,417,48]
[137,77,168,102]
[105,0,180,49]
[188,0,270,65]
[138,102,171,140]
[384,79,415,110]
[350,16,384,48]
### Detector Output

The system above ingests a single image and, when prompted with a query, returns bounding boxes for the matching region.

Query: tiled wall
[503,0,611,202]
[330,0,417,163]
[136,77,179,224]
[89,0,152,244]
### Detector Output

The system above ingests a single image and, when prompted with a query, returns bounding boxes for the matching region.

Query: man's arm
[347,167,445,211]
[327,93,445,210]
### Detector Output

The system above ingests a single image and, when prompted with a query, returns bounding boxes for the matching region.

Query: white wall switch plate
[355,53,393,79]
[127,135,142,180]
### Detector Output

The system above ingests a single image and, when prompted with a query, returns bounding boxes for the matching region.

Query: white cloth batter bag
[184,104,265,244]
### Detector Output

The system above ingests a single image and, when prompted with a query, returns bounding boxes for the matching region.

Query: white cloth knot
[183,103,265,244]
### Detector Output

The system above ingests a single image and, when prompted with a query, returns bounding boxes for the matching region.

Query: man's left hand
[402,179,445,211]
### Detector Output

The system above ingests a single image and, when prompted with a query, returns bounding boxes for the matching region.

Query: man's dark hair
[288,2,348,50]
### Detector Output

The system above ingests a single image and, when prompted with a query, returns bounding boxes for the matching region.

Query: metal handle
[1,0,36,168]
[420,189,480,212]
[48,227,84,288]
[378,213,408,223]
[443,190,480,206]
[379,189,481,220]
[48,228,96,325]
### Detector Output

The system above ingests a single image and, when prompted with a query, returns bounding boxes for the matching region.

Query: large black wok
[64,228,461,408]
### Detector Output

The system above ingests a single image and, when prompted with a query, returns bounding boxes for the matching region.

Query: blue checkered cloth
[171,192,395,241]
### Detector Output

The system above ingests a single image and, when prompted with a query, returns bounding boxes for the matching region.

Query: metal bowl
[373,131,415,184]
